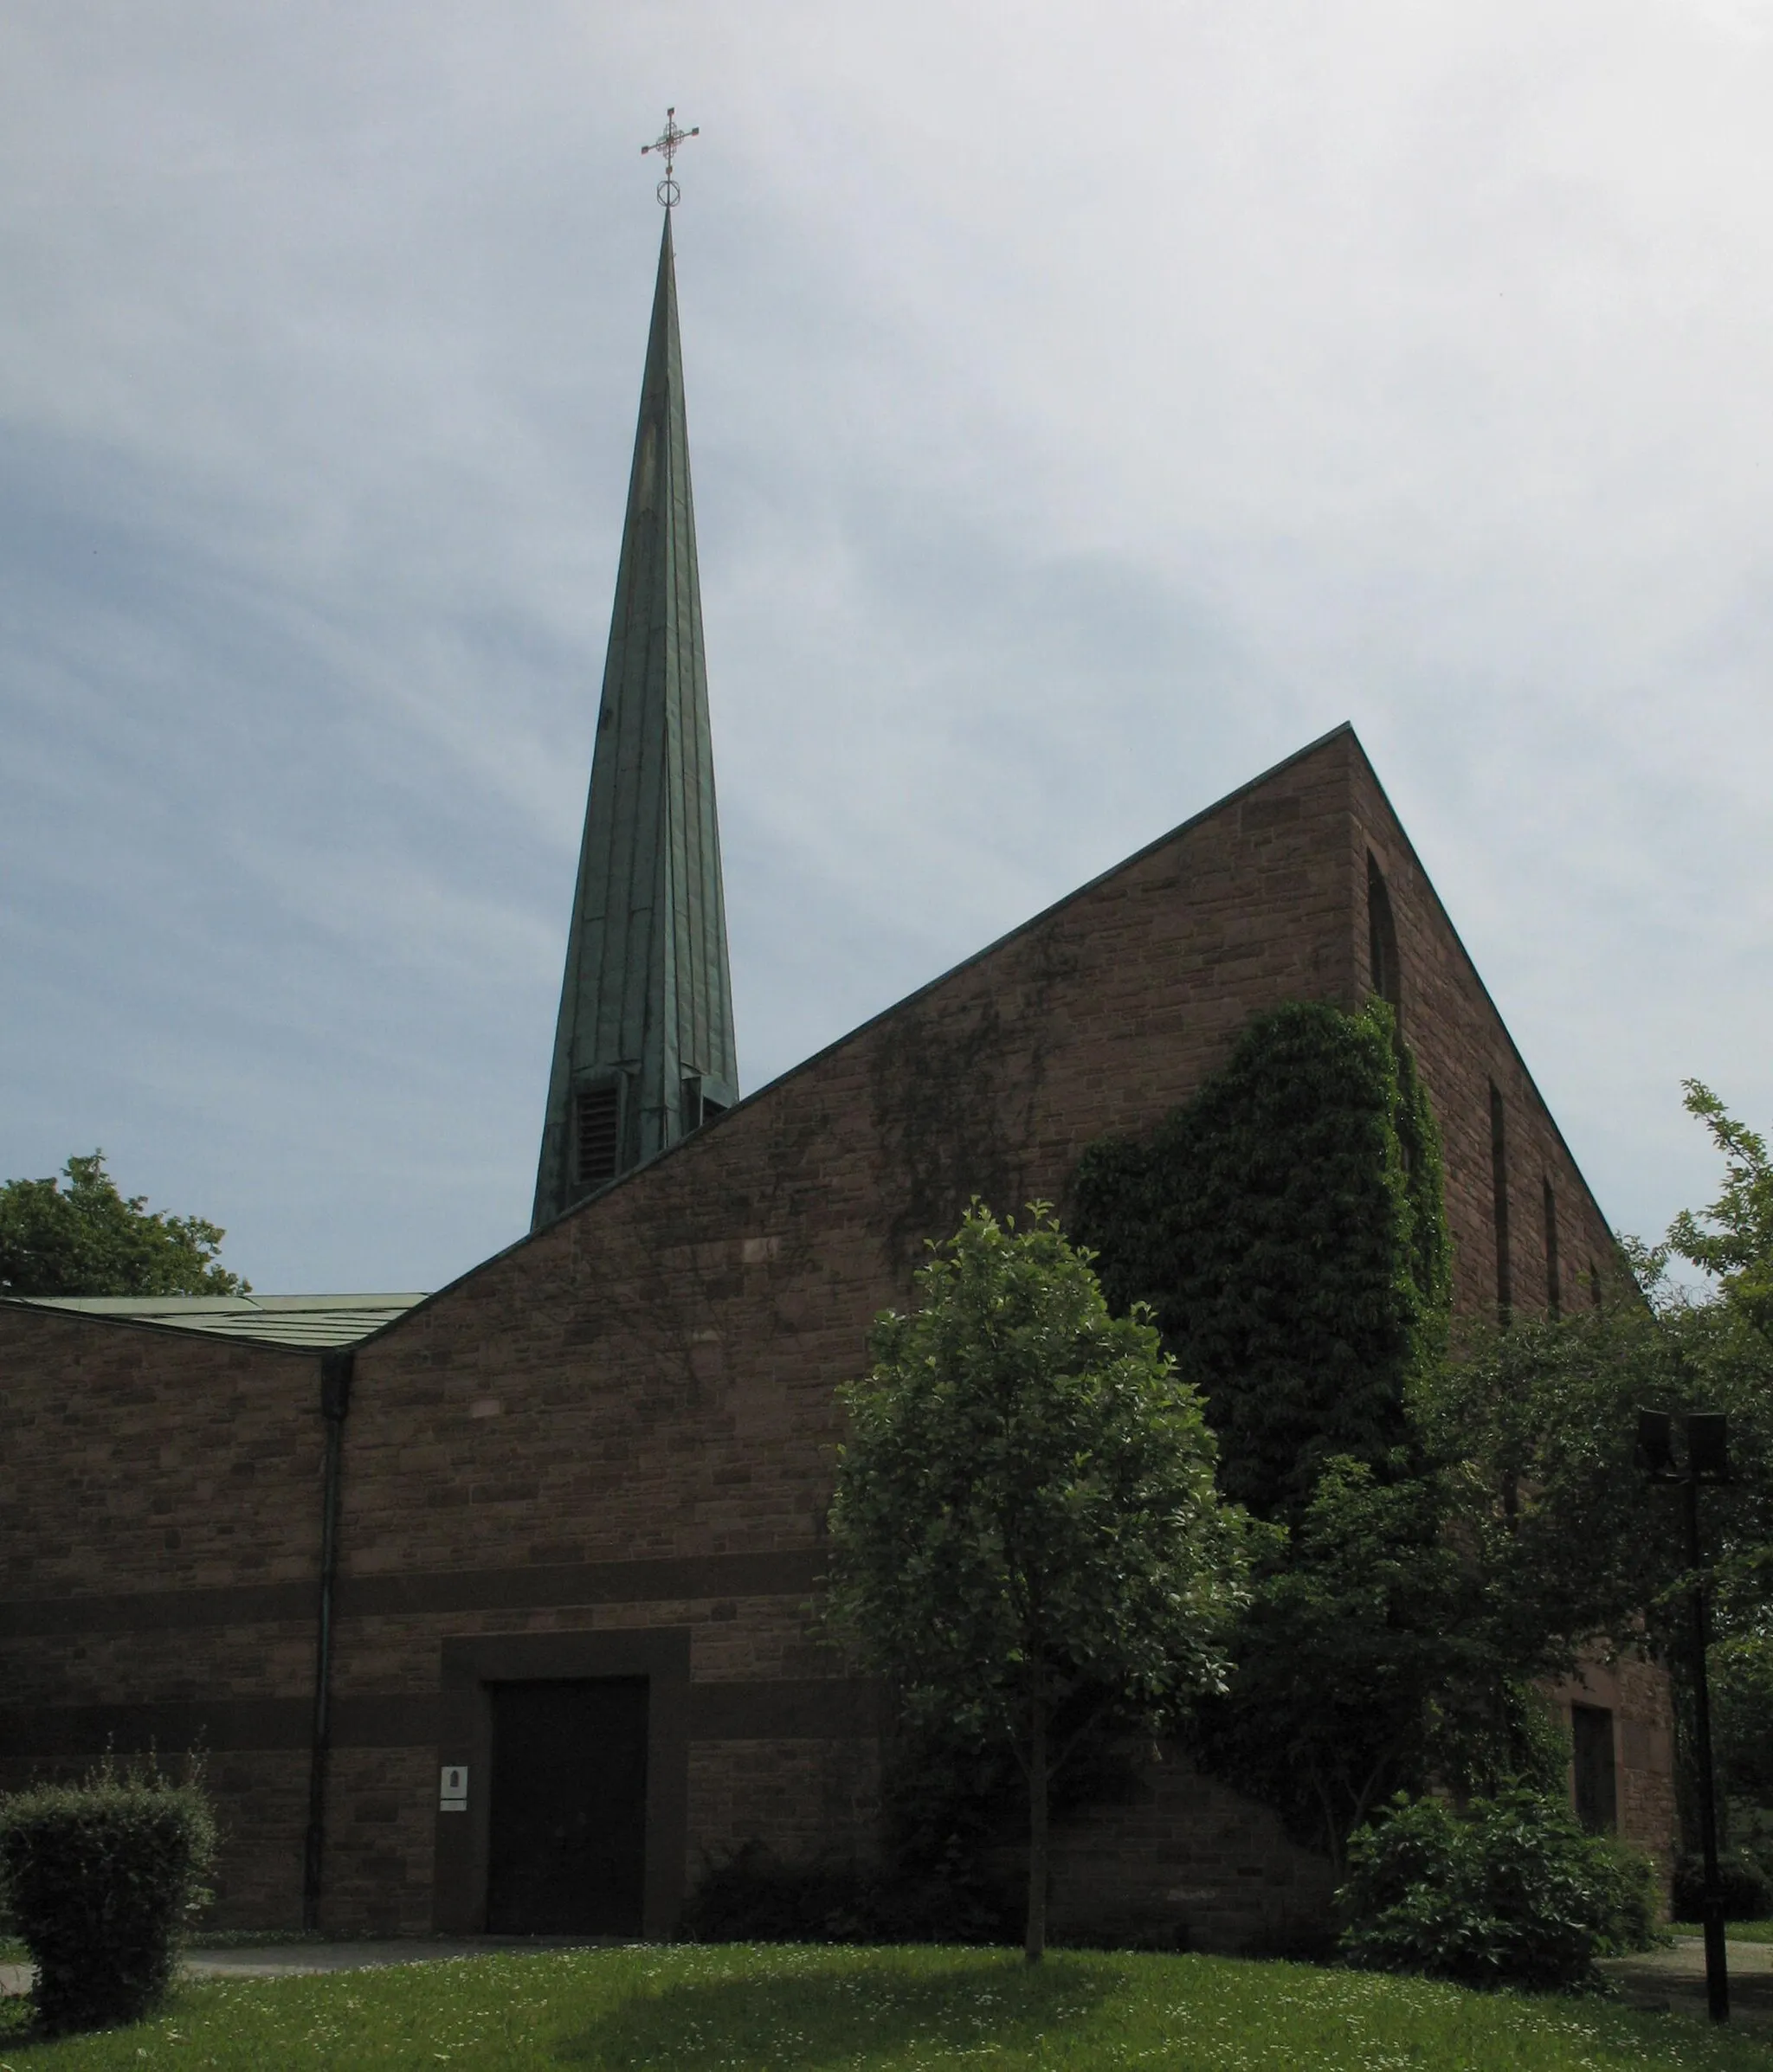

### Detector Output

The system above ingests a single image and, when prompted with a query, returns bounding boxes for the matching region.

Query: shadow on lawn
[559,1953,1123,2070]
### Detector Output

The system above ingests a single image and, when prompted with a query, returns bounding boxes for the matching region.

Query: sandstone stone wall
[1042,1743,1339,1956]
[1544,1657,1679,1878]
[0,726,1658,1942]
[0,1307,322,1922]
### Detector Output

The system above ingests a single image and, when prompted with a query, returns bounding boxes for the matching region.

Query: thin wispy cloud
[2,0,1768,1287]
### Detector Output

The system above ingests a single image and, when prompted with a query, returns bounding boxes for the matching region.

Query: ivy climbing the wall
[1072,999,1451,1520]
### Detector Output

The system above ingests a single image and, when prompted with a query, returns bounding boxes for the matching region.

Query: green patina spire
[532,209,738,1228]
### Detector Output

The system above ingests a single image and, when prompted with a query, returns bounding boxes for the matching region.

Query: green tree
[1192,1454,1499,1872]
[1660,1083,1773,1867]
[1428,1298,1773,1877]
[1415,1078,1773,1877]
[1409,1306,1679,1677]
[1668,1078,1773,1343]
[826,1202,1251,1964]
[0,1152,248,1297]
[1660,1085,1773,1610]
[1196,1305,1682,1873]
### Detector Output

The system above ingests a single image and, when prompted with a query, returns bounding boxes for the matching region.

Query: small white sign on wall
[439,1765,468,1812]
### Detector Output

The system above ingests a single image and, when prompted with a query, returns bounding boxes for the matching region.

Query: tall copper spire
[532,206,738,1227]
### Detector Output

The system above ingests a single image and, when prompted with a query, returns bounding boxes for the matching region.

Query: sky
[3,0,1770,1293]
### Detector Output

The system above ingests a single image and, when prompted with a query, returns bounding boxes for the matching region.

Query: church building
[0,192,1673,1953]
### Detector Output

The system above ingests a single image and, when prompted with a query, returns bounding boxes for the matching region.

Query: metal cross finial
[642,106,700,209]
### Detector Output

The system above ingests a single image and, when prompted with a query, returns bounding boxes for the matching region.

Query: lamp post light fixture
[1635,1406,1733,2024]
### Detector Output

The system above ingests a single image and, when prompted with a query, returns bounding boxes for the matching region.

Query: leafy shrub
[680,1840,1011,1946]
[1672,1850,1770,1922]
[0,1758,215,2033]
[1338,1787,1659,1993]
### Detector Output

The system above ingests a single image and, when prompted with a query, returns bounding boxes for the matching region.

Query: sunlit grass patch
[0,1940,1766,2069]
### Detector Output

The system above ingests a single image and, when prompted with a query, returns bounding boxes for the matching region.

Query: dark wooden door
[486,1677,648,1934]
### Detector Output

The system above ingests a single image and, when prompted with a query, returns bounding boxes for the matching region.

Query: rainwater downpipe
[302,1348,354,1931]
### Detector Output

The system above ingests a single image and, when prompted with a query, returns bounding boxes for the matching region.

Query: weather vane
[642,106,699,209]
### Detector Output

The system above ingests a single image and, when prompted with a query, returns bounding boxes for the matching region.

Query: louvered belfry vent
[575,1086,621,1189]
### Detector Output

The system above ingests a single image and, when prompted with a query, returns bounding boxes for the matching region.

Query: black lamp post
[1636,1406,1733,2024]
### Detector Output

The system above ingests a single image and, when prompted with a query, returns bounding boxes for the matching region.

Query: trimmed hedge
[1338,1787,1659,1993]
[0,1759,215,2033]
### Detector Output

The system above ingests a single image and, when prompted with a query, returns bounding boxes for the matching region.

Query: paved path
[1599,1935,1773,2030]
[0,1937,605,1999]
[184,1937,606,1979]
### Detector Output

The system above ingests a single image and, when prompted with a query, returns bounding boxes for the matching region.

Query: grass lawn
[0,1943,1768,2072]
[1670,1921,1773,1943]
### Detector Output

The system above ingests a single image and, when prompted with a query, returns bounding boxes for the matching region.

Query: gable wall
[0,729,1650,1942]
[295,730,1364,1934]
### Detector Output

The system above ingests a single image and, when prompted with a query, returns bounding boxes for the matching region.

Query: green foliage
[1072,1000,1449,1519]
[1667,1080,1773,1342]
[828,1200,1251,1750]
[1338,1788,1660,1994]
[1654,1086,1773,1644]
[1714,1631,1773,1890]
[3,1942,1765,2072]
[0,1756,216,2034]
[1671,1850,1769,1922]
[1190,1455,1521,1868]
[1609,1110,1772,1862]
[1425,1183,1773,1875]
[1073,1003,1472,1862]
[0,1152,247,1297]
[826,1201,1252,1959]
[1712,1633,1773,1811]
[1178,1060,1773,1874]
[1396,1295,1773,1875]
[1593,1075,1773,1868]
[1411,1306,1686,1679]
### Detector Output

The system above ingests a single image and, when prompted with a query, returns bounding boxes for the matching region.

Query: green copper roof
[7,1294,425,1349]
[532,209,738,1227]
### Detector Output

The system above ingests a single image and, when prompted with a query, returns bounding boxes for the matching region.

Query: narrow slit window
[1366,853,1402,1019]
[575,1085,620,1188]
[1570,1704,1617,1834]
[1543,1177,1562,1318]
[1489,1082,1512,1324]
[1589,1258,1602,1310]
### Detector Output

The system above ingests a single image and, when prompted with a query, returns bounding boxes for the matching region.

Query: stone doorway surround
[430,1628,690,1940]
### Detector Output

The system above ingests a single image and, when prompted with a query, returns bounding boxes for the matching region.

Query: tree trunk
[1024,1682,1048,1966]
